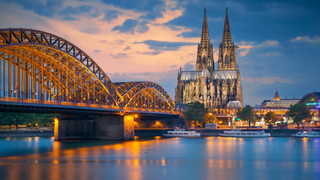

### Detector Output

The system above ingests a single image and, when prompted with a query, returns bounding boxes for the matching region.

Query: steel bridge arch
[114,81,175,111]
[0,28,121,105]
[0,28,175,111]
[0,45,115,104]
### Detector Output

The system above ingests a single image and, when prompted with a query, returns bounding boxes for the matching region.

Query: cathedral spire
[196,9,214,72]
[218,7,236,71]
[200,8,210,48]
[222,7,232,47]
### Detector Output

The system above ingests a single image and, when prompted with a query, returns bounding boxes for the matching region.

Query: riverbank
[0,128,316,137]
[0,130,54,137]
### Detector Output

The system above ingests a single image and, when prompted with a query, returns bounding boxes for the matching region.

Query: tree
[32,114,55,127]
[0,113,58,130]
[0,112,27,130]
[253,114,262,125]
[287,104,311,129]
[183,101,208,127]
[206,113,218,124]
[236,105,254,127]
[0,113,14,130]
[264,111,278,124]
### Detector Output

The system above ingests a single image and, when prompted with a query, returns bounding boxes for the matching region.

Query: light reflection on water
[0,137,319,180]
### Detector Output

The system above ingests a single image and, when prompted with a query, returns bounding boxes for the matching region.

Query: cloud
[79,27,100,34]
[261,40,279,46]
[137,20,149,33]
[110,53,130,59]
[6,0,64,17]
[242,76,292,85]
[112,18,150,34]
[183,61,195,71]
[140,51,162,55]
[112,19,139,34]
[238,40,279,57]
[139,40,197,51]
[139,6,165,21]
[60,5,100,20]
[291,36,320,43]
[102,9,123,22]
[123,46,131,51]
[238,44,254,57]
[101,0,166,20]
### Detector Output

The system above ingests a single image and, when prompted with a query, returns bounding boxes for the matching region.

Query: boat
[292,130,320,138]
[219,129,270,137]
[163,128,201,137]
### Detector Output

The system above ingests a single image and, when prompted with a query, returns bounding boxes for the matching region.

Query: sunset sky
[1,0,319,106]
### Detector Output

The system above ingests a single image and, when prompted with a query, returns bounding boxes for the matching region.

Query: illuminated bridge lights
[0,28,175,112]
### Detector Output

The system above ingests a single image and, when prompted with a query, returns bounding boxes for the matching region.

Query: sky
[1,0,320,106]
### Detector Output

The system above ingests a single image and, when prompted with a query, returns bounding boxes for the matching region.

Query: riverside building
[261,91,300,107]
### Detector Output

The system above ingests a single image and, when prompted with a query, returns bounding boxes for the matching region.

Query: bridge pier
[54,115,134,140]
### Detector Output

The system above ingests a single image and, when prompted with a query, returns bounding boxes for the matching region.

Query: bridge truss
[0,28,175,111]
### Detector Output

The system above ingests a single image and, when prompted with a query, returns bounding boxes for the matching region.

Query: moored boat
[219,129,270,137]
[292,130,320,138]
[163,128,201,137]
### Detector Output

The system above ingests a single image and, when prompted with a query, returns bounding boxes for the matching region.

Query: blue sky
[1,0,320,106]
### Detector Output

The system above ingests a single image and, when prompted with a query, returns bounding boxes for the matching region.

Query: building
[254,92,320,125]
[175,8,243,110]
[255,91,300,123]
[261,91,300,107]
[297,92,320,121]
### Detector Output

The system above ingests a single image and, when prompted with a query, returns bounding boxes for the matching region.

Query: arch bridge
[0,28,176,115]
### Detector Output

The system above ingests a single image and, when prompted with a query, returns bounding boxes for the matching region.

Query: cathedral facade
[175,8,243,110]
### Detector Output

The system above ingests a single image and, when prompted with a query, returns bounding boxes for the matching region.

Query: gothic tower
[175,8,243,108]
[218,7,237,71]
[196,9,214,72]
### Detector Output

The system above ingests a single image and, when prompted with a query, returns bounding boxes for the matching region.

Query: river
[0,136,319,180]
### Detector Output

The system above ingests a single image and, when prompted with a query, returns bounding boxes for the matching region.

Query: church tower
[196,9,214,72]
[273,91,280,101]
[175,8,243,109]
[218,7,237,71]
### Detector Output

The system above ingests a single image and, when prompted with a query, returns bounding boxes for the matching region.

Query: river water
[0,136,319,180]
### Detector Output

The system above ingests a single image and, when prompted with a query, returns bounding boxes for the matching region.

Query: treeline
[0,112,60,130]
[183,101,311,128]
[183,102,218,127]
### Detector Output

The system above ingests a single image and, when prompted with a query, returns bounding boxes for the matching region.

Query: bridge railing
[0,97,180,115]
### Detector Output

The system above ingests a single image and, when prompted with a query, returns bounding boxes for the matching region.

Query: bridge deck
[0,97,180,116]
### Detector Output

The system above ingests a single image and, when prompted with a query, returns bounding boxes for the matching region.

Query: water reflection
[0,137,320,180]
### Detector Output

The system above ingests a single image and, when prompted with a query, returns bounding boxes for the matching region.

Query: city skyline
[1,0,319,106]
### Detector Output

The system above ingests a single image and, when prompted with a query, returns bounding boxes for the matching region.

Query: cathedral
[175,8,243,110]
